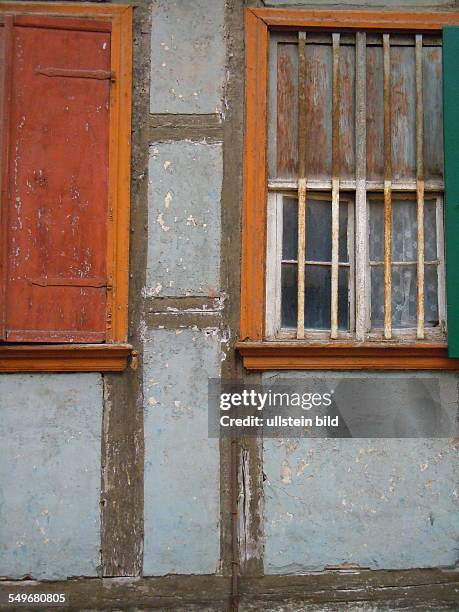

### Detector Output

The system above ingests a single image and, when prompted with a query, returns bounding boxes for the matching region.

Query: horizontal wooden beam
[0,568,457,609]
[236,341,459,370]
[0,343,132,372]
[250,8,459,31]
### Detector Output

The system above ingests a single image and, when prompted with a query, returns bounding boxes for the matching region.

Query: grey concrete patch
[262,371,459,573]
[150,0,225,114]
[147,141,222,297]
[143,328,221,575]
[0,374,102,580]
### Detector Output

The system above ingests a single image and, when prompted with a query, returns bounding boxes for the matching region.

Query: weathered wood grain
[277,42,297,179]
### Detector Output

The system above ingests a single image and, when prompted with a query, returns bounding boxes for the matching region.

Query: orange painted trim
[12,15,113,32]
[0,343,132,372]
[251,8,459,31]
[241,7,459,354]
[236,342,459,371]
[106,8,132,343]
[240,8,268,341]
[0,2,133,344]
[0,3,129,18]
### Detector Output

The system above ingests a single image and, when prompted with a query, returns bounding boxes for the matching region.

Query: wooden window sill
[235,341,459,371]
[0,344,133,372]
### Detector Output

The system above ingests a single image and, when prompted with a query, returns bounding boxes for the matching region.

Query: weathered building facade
[0,0,458,610]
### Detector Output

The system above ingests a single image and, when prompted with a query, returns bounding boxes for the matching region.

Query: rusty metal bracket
[28,277,108,288]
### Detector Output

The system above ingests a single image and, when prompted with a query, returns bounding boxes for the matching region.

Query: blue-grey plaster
[147,141,222,297]
[262,372,459,573]
[143,328,220,575]
[150,0,225,114]
[0,374,102,580]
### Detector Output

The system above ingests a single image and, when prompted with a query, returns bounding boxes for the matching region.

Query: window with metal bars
[266,30,446,343]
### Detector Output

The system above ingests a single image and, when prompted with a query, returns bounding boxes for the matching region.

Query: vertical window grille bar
[297,31,307,339]
[355,31,367,341]
[383,33,393,339]
[331,33,341,339]
[415,34,425,339]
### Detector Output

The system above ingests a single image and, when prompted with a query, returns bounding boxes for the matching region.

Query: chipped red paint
[3,20,110,342]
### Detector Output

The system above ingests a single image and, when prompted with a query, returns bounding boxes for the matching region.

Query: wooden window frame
[0,2,132,372]
[238,7,459,370]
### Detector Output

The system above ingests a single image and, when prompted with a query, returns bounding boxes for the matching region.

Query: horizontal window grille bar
[268,180,444,192]
[369,260,439,266]
[282,260,351,266]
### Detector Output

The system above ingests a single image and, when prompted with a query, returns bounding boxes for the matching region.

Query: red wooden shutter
[0,16,111,342]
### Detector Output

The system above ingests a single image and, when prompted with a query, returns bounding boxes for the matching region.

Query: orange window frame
[238,7,459,371]
[0,2,133,372]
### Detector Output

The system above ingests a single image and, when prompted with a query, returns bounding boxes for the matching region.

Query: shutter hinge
[35,66,115,82]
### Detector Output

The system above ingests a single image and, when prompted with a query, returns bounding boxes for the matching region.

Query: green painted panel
[443,27,459,357]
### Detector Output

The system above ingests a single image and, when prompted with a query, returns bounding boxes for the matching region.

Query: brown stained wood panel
[367,42,433,184]
[304,43,332,181]
[424,46,443,181]
[391,45,416,182]
[277,43,298,179]
[366,44,384,182]
[6,25,110,342]
[273,38,356,181]
[339,44,355,181]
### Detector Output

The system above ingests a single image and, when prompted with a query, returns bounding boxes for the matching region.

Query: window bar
[297,31,307,339]
[383,33,392,339]
[331,33,341,339]
[415,34,425,339]
[355,32,367,341]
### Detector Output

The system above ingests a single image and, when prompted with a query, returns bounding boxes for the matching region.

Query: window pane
[305,199,332,261]
[338,266,350,330]
[281,264,349,331]
[424,200,437,261]
[371,266,384,327]
[304,198,349,262]
[282,197,349,263]
[392,265,417,328]
[339,204,349,263]
[369,200,384,262]
[371,263,439,329]
[425,264,439,327]
[304,265,331,329]
[303,265,349,330]
[281,263,297,328]
[282,197,298,260]
[393,200,417,262]
[370,198,437,262]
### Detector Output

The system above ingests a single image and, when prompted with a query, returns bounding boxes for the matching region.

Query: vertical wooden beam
[355,31,367,341]
[297,31,306,339]
[383,33,392,339]
[331,33,340,339]
[0,15,13,341]
[415,34,425,340]
[100,2,146,578]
